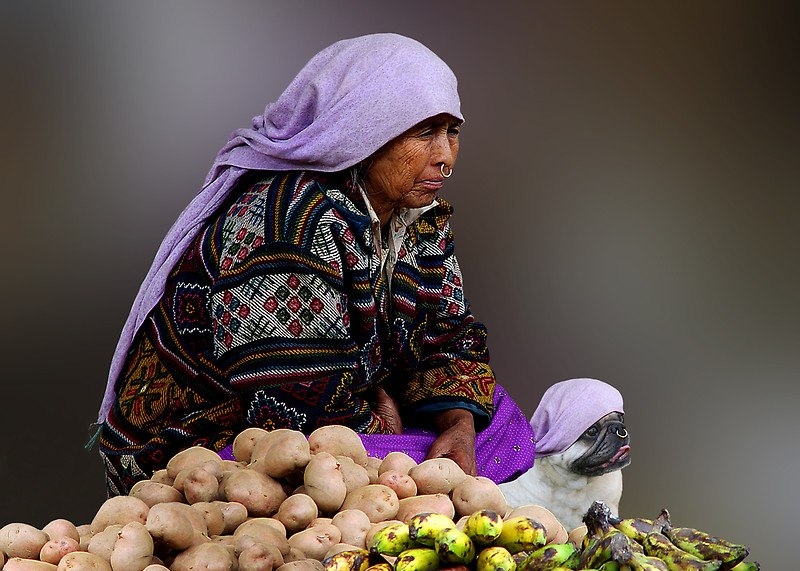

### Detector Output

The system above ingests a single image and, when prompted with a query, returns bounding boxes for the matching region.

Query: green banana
[728,562,760,571]
[434,527,476,565]
[492,516,548,554]
[598,561,621,571]
[642,532,722,571]
[662,524,749,568]
[368,521,412,556]
[617,552,669,571]
[580,528,626,569]
[516,541,580,570]
[511,549,534,568]
[394,547,440,571]
[463,509,504,545]
[476,546,517,571]
[607,531,667,571]
[321,549,372,571]
[407,512,456,547]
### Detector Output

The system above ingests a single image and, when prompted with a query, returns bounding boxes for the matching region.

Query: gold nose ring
[440,164,453,178]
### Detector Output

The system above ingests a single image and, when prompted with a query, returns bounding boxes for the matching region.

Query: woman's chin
[403,192,438,209]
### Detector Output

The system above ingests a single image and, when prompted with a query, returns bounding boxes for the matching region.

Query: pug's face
[566,411,631,477]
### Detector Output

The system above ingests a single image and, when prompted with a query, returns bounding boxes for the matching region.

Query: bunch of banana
[558,501,761,571]
[607,503,758,571]
[367,504,758,571]
[369,509,548,571]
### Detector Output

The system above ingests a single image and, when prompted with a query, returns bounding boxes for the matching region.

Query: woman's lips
[418,178,444,191]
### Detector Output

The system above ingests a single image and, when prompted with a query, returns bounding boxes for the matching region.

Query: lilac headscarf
[530,378,624,457]
[97,33,464,423]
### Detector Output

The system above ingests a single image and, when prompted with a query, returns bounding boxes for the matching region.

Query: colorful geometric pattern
[212,271,347,355]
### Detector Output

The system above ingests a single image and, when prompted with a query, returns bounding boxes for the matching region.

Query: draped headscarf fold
[98,33,463,422]
[529,378,624,457]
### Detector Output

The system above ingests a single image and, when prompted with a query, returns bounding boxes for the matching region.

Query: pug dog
[498,378,631,532]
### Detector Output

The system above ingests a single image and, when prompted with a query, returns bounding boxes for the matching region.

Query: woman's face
[363,113,461,224]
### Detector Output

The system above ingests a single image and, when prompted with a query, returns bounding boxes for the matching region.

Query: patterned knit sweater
[99,170,495,494]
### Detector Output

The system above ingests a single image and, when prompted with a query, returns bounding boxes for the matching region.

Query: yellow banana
[364,564,394,571]
[463,509,504,545]
[613,517,658,543]
[516,541,580,570]
[492,516,547,554]
[662,524,749,568]
[407,512,456,547]
[322,549,371,571]
[642,532,722,571]
[434,527,475,565]
[394,547,440,571]
[368,521,412,556]
[476,546,516,571]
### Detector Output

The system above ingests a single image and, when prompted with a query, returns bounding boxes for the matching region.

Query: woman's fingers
[374,387,403,434]
[426,423,477,476]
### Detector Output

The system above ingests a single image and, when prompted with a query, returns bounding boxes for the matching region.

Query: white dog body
[499,449,623,532]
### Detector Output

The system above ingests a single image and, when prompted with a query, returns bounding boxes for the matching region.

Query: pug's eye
[583,426,599,439]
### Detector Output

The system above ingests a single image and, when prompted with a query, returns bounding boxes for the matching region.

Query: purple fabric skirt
[218,384,535,484]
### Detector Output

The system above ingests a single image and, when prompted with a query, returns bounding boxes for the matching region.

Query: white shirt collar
[358,185,438,283]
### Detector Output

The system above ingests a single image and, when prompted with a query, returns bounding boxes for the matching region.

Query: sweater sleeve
[399,217,496,429]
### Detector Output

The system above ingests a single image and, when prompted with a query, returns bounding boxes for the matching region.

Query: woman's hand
[374,386,403,434]
[426,408,477,476]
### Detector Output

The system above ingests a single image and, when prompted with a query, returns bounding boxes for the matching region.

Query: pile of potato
[0,425,568,571]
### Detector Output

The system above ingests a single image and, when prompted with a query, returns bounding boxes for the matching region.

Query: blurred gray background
[1,1,797,568]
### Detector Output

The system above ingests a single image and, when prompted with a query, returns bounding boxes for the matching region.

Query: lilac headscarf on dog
[97,33,463,423]
[530,378,624,458]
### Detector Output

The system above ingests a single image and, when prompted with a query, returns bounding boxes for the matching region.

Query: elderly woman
[94,33,535,495]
